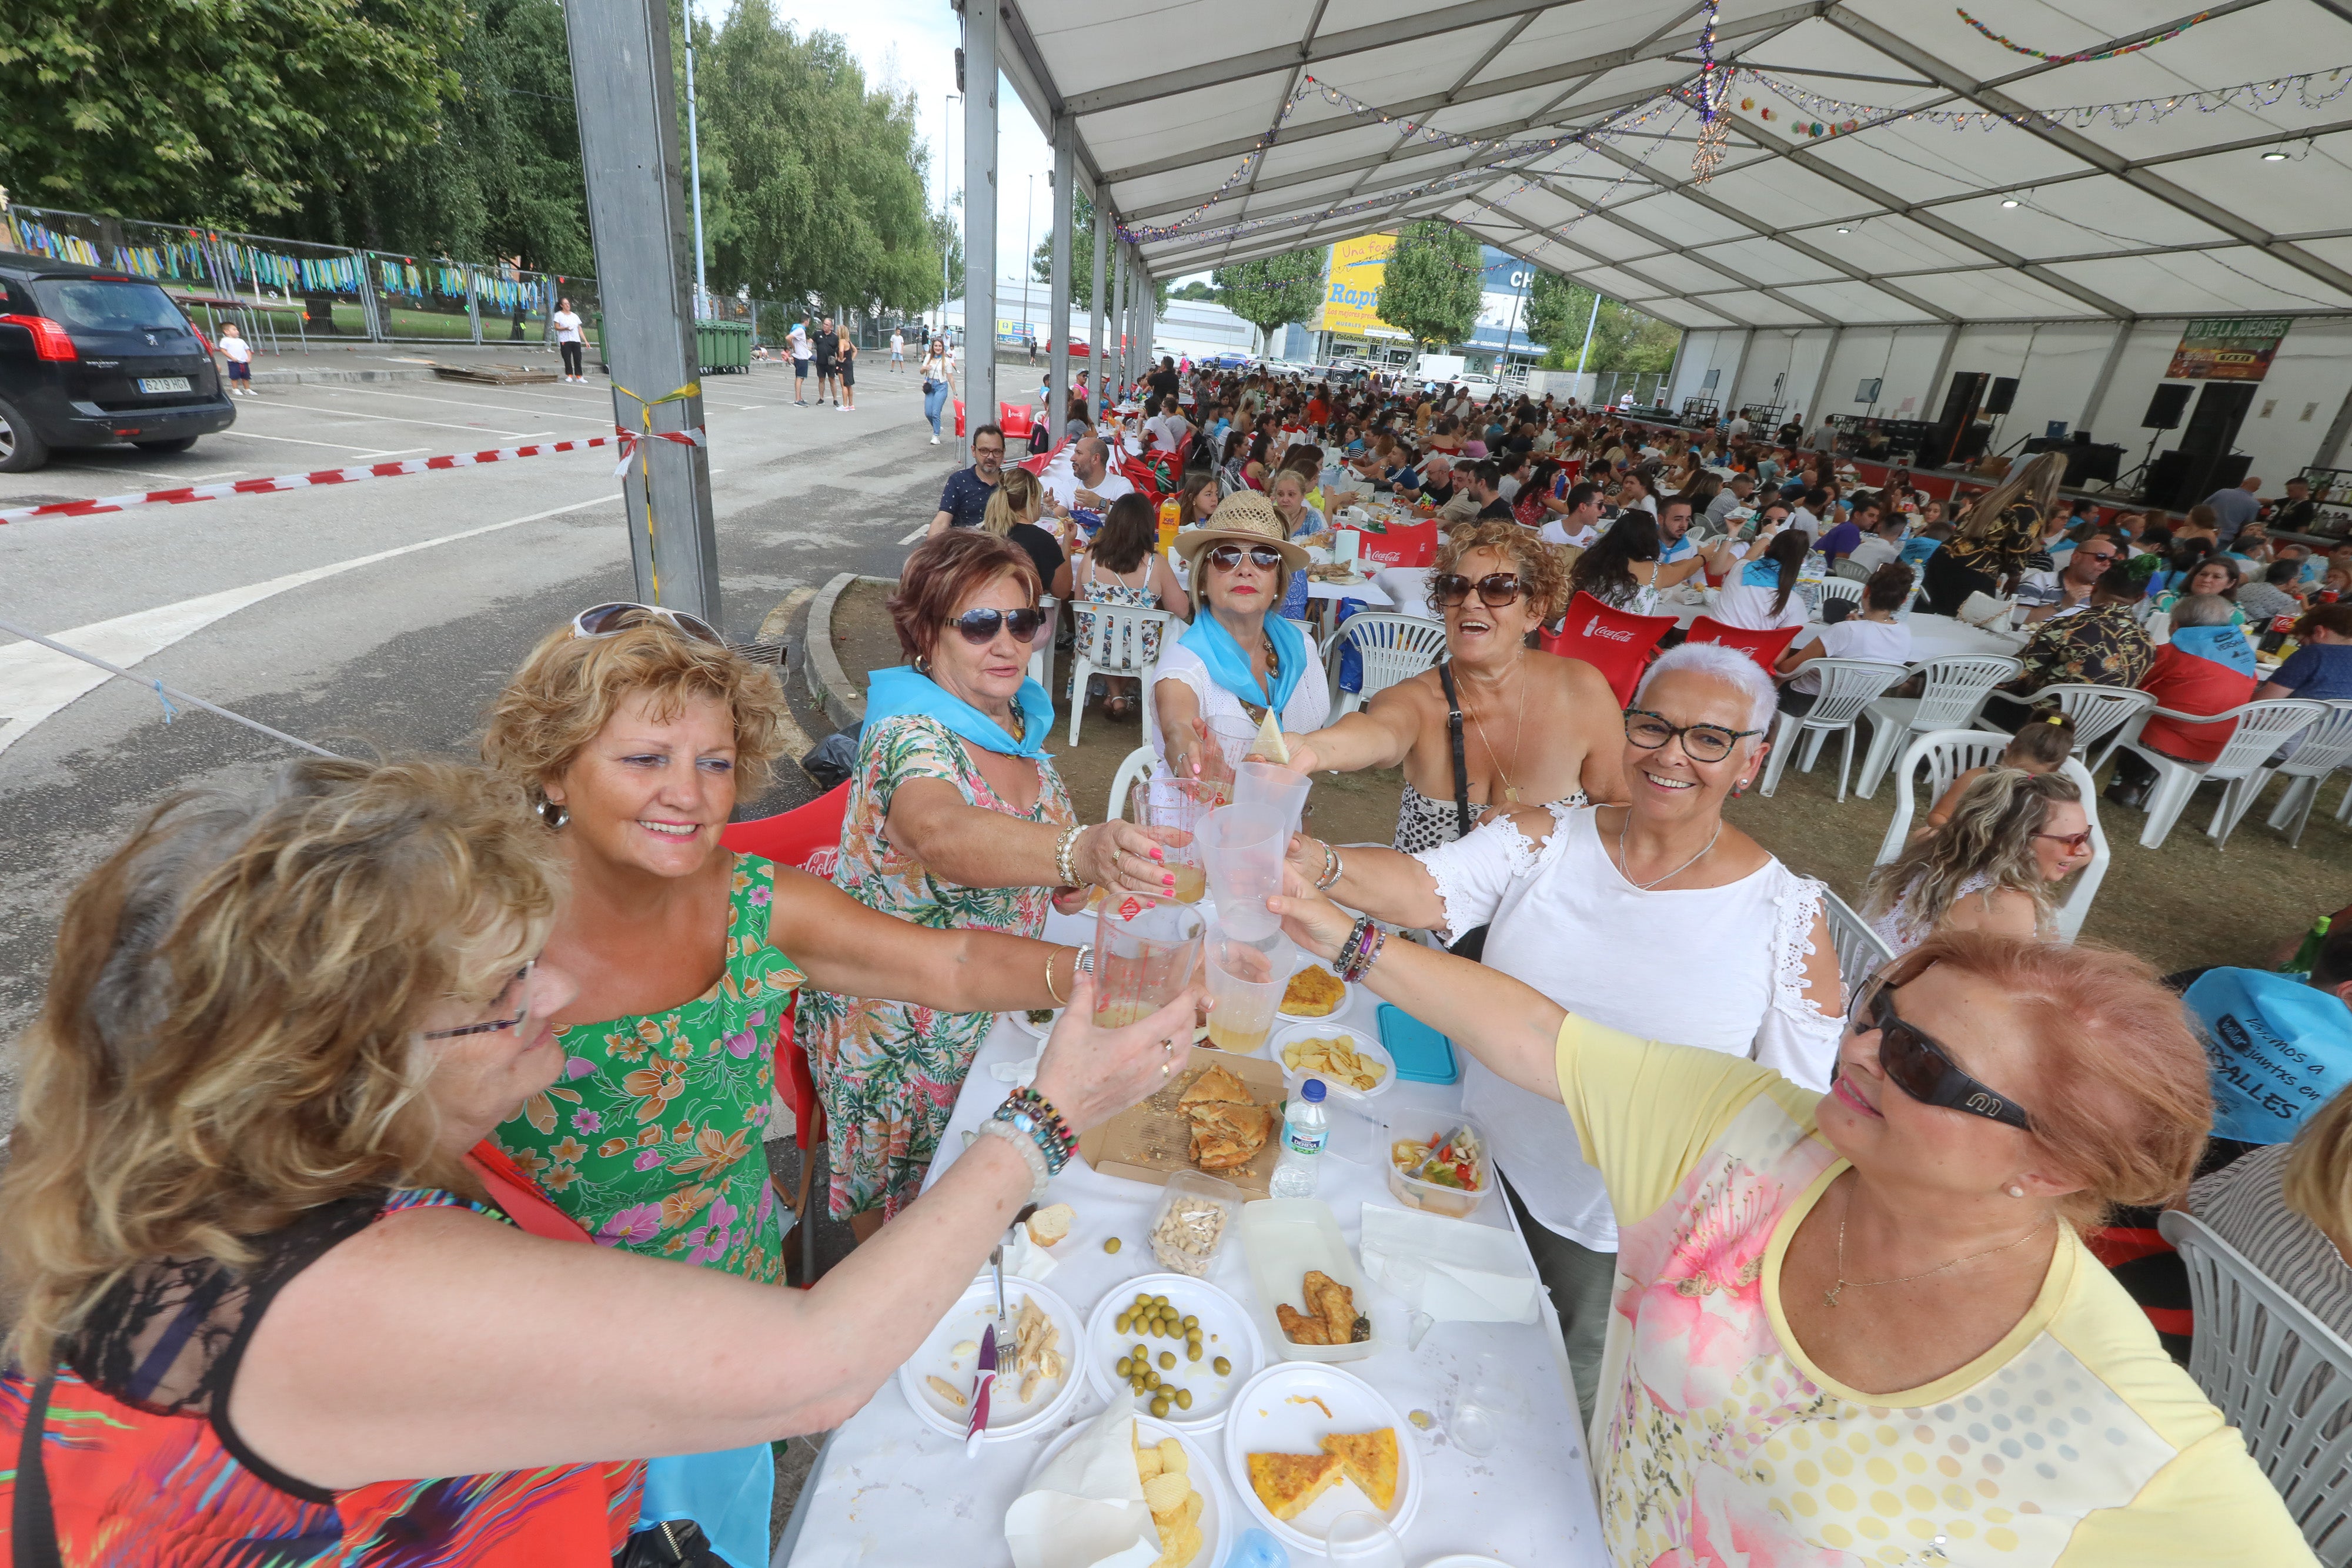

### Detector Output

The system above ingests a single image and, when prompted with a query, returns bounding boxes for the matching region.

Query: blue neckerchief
[1898,537,1941,567]
[1661,534,1695,563]
[2171,624,2257,678]
[1740,560,1783,589]
[1181,609,1307,715]
[865,665,1052,759]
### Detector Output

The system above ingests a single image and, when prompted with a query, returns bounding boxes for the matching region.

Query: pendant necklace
[1828,1184,2049,1308]
[1463,655,1531,806]
[1616,812,1719,891]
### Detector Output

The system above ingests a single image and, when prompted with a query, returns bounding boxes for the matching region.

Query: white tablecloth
[1670,602,2028,660]
[782,911,1607,1567]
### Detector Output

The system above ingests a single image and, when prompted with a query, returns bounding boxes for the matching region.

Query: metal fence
[2,203,597,352]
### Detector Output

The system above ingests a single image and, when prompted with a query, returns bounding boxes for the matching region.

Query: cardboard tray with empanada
[1077,1049,1288,1198]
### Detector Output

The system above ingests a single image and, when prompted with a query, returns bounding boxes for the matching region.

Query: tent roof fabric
[1003,0,2352,326]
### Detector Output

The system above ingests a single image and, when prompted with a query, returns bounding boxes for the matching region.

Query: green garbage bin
[697,319,751,375]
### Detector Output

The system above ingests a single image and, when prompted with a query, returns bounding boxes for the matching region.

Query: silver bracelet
[1317,841,1344,890]
[975,1116,1053,1202]
[1055,823,1085,888]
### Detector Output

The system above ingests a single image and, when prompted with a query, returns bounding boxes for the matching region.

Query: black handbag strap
[14,1372,63,1568]
[1435,659,1474,838]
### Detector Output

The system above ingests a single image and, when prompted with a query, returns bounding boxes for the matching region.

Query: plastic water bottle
[1228,1527,1291,1567]
[1269,1078,1329,1198]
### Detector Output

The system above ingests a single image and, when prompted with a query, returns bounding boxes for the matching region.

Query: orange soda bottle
[1157,494,1181,552]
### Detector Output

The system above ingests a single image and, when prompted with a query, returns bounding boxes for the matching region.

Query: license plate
[137,376,191,394]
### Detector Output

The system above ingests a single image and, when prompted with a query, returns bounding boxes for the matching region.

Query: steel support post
[961,0,1000,453]
[1049,117,1074,439]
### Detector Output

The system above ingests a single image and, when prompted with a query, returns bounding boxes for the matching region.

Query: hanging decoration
[1731,61,2352,134]
[1691,1,1729,184]
[1956,7,2213,65]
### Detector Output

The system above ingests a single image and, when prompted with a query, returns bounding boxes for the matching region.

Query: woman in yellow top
[1267,882,2314,1565]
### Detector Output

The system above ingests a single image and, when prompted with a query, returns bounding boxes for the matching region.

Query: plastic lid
[1301,1076,1327,1102]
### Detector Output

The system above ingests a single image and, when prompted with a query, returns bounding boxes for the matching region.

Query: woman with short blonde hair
[0,757,1191,1560]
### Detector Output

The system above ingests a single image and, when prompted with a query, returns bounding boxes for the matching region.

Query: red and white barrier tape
[0,431,657,527]
[612,426,705,474]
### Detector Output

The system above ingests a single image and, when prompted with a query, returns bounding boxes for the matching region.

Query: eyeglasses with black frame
[947,607,1050,645]
[1433,571,1527,610]
[1847,965,2034,1131]
[421,961,536,1041]
[1622,708,1765,764]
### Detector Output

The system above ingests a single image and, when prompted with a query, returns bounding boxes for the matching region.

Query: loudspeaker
[2143,383,2193,430]
[1928,372,1987,468]
[1986,377,2019,415]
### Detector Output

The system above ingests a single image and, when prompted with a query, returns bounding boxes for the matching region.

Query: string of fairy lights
[1111,8,2333,273]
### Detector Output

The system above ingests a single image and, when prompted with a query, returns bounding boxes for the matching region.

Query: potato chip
[1157,1436,1187,1474]
[1153,1520,1203,1568]
[1134,1446,1164,1482]
[1182,1491,1203,1526]
[1142,1472,1192,1514]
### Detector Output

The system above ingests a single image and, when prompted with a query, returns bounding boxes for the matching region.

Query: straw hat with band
[1170,491,1309,574]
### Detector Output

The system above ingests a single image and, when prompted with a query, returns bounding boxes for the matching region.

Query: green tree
[1375,220,1481,349]
[1524,269,1595,360]
[1170,280,1214,301]
[1211,249,1325,343]
[1522,268,1681,372]
[1032,190,1169,312]
[696,1,940,316]
[1,0,463,226]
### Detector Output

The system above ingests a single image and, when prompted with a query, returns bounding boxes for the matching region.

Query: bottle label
[1284,1121,1327,1158]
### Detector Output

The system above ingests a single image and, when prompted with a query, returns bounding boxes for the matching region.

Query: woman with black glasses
[1280,519,1624,852]
[1256,880,2304,1566]
[1148,492,1331,778]
[1283,641,1842,1426]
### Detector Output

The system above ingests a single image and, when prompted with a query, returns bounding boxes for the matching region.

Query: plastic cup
[1235,760,1310,839]
[1325,1512,1405,1567]
[1093,897,1204,1029]
[1448,1350,1515,1457]
[1204,923,1295,1054]
[1205,713,1264,779]
[1200,804,1285,941]
[1140,776,1220,905]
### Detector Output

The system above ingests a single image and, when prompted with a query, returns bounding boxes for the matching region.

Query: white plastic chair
[2160,1208,2352,1564]
[2265,701,2352,848]
[1759,659,1909,802]
[1323,614,1451,716]
[1065,603,1173,744]
[1107,744,1156,822]
[1027,596,1060,698]
[2103,698,2330,849]
[1874,730,2009,865]
[1854,655,2022,798]
[1819,888,1893,1003]
[1972,683,2154,760]
[1803,577,1865,618]
[2049,754,2112,942]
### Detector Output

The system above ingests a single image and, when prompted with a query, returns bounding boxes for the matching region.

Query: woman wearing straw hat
[1148,491,1331,781]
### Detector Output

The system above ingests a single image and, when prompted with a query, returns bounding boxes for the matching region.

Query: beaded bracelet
[1334,915,1387,982]
[976,1118,1053,1202]
[994,1086,1075,1176]
[1054,823,1085,888]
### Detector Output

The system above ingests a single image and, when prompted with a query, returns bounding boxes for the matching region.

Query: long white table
[781,911,1608,1567]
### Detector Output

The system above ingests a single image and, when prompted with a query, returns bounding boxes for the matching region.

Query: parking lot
[0,350,1045,1123]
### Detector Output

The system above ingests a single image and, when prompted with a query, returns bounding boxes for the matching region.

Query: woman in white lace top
[1862,768,2091,958]
[1286,643,1842,1422]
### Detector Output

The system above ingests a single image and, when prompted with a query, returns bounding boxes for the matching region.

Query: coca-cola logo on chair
[1583,615,1632,643]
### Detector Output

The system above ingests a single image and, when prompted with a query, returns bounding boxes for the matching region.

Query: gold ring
[1161,1062,1172,1078]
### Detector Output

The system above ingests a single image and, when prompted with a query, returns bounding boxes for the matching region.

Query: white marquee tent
[980,0,2352,487]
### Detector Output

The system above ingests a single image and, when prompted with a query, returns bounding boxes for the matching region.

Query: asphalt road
[0,353,1053,1129]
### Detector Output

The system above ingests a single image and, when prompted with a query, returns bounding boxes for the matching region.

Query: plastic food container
[1384,1114,1494,1219]
[1148,1170,1243,1278]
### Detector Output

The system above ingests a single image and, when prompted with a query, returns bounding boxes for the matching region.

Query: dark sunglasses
[1623,708,1763,764]
[1849,969,2033,1131]
[948,606,1049,644]
[1205,543,1285,572]
[1434,572,1527,609]
[422,962,535,1041]
[572,602,724,647]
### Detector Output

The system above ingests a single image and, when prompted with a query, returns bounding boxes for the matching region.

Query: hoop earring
[537,798,570,830]
[913,653,931,675]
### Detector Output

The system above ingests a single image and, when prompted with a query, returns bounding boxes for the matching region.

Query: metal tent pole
[684,31,709,320]
[961,0,998,452]
[1049,118,1074,439]
[1088,219,1107,421]
[1110,239,1127,406]
[562,0,723,623]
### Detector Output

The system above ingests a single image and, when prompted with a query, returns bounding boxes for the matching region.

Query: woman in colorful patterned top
[1925,450,2067,616]
[1267,888,2315,1563]
[0,757,1196,1564]
[800,532,1181,1237]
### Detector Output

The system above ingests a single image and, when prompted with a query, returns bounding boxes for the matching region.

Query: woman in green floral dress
[800,532,1185,1238]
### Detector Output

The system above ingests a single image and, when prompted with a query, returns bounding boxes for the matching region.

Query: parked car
[0,256,234,472]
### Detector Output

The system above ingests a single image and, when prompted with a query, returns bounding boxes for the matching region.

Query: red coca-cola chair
[1684,616,1802,674]
[1539,591,1678,706]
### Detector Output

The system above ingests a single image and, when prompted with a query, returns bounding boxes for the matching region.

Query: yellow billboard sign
[1321,232,1402,337]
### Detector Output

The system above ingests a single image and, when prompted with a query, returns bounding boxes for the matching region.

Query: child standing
[218,322,255,397]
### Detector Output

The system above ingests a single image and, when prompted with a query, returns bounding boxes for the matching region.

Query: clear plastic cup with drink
[1203,922,1295,1054]
[1093,897,1205,1029]
[1138,775,1220,905]
[1234,760,1309,840]
[1199,804,1285,941]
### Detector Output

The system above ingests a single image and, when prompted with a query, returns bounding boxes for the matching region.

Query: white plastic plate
[897,1275,1084,1442]
[1081,1272,1266,1432]
[1269,1020,1395,1101]
[1275,967,1354,1022]
[1222,1361,1421,1553]
[1023,1410,1234,1568]
[1238,1198,1378,1364]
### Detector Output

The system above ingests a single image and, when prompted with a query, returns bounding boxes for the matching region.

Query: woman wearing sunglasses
[1149,492,1331,779]
[1864,768,2092,957]
[1258,876,2305,1563]
[1281,520,1624,856]
[0,757,1198,1564]
[1285,644,1841,1423]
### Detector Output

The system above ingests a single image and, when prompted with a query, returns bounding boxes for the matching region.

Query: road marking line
[897,524,928,544]
[250,402,544,439]
[221,429,405,455]
[0,495,612,758]
[312,383,612,424]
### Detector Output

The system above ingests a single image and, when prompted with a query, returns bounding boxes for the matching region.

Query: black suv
[0,254,235,472]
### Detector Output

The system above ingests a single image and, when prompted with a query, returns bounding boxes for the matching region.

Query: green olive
[1115,1312,1131,1335]
[1132,1343,1148,1360]
[1134,1293,1150,1309]
[1103,1236,1121,1254]
[1181,1315,1200,1330]
[1145,1370,1162,1390]
[1116,1356,1132,1378]
[1153,1295,1170,1308]
[1213,1356,1232,1376]
[1186,1342,1202,1362]
[1174,1388,1194,1410]
[1151,1394,1172,1418]
[1158,1350,1175,1370]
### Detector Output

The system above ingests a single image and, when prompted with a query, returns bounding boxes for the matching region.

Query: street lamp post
[940,93,962,336]
[684,26,708,320]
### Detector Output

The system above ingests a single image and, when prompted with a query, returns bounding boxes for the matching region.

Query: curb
[806,571,886,729]
[250,367,443,386]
